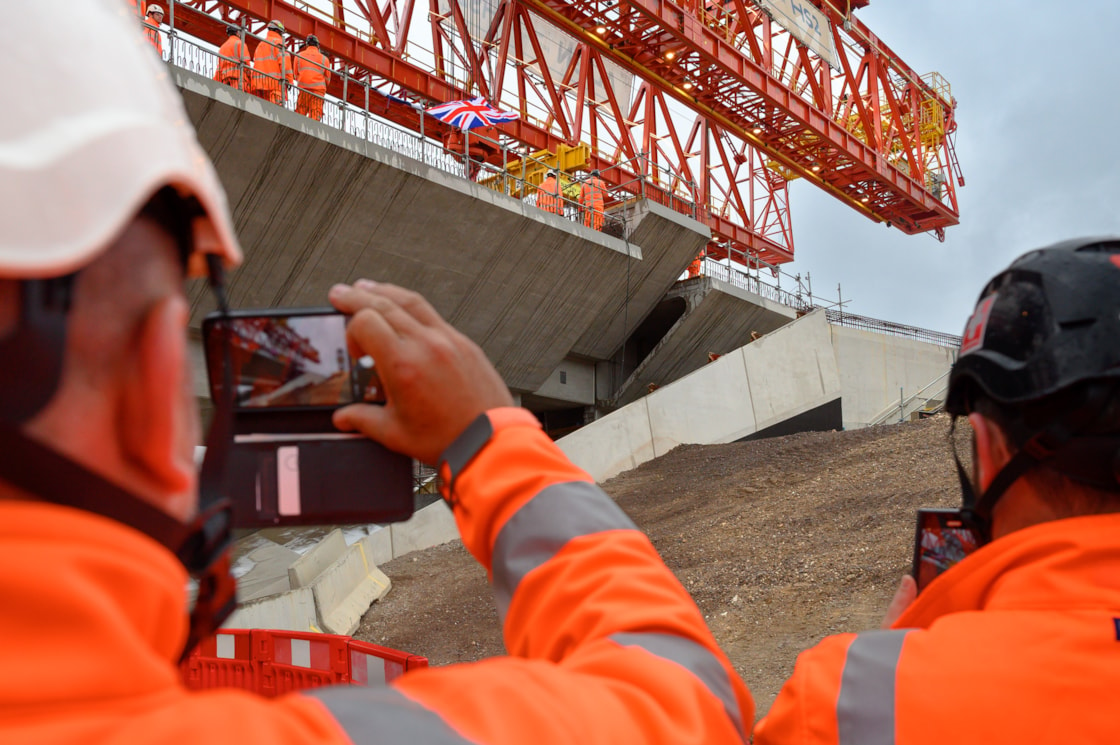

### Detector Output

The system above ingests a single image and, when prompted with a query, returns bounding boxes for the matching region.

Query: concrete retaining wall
[560,311,841,482]
[831,325,956,429]
[559,309,958,483]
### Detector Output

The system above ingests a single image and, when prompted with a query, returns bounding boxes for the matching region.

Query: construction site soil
[355,415,969,718]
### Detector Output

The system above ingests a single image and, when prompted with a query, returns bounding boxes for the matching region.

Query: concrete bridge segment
[175,68,706,400]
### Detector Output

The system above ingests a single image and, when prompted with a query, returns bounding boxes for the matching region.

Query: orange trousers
[297,89,325,121]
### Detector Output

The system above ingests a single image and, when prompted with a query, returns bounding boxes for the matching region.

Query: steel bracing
[169,0,960,265]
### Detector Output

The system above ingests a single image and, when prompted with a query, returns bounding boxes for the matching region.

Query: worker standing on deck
[294,35,331,121]
[0,4,753,745]
[756,239,1120,744]
[142,4,164,59]
[253,20,292,106]
[537,168,563,215]
[213,25,250,91]
[580,169,606,230]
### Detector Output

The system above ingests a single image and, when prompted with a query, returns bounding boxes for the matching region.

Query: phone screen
[205,312,385,410]
[912,509,981,592]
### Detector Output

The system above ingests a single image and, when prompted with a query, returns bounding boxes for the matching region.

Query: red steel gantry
[171,0,960,266]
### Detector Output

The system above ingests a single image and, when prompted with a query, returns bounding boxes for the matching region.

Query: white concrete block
[223,586,318,632]
[361,526,393,567]
[235,540,299,602]
[557,398,655,483]
[310,542,392,636]
[389,500,459,558]
[288,529,348,589]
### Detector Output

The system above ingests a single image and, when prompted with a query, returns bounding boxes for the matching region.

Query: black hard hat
[307,34,319,47]
[226,25,238,35]
[946,237,1120,415]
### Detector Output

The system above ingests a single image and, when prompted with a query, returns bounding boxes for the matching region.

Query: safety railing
[824,309,961,349]
[159,15,697,238]
[699,258,811,310]
[867,369,953,426]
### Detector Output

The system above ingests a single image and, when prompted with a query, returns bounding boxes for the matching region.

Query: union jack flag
[426,97,519,129]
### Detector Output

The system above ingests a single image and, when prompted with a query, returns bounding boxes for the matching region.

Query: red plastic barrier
[181,629,429,697]
[348,639,428,686]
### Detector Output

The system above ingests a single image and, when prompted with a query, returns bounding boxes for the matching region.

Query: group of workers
[134,3,332,122]
[4,2,1120,744]
[225,20,332,121]
[537,168,608,230]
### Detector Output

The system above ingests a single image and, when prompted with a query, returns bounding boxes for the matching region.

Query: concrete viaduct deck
[174,68,800,422]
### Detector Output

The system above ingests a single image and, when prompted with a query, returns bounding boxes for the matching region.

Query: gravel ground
[355,414,970,718]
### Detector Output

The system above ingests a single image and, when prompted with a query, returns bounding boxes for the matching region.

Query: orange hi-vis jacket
[143,17,163,58]
[295,47,331,92]
[214,35,250,89]
[580,176,606,229]
[537,175,563,215]
[0,407,752,745]
[253,30,292,102]
[754,512,1120,745]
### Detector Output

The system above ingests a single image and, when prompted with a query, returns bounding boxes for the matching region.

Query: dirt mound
[356,415,969,717]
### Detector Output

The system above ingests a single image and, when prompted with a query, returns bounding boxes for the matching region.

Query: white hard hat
[147,4,165,15]
[0,0,240,279]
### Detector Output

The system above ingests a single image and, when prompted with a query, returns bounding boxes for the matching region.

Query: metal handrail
[824,309,961,349]
[868,368,953,426]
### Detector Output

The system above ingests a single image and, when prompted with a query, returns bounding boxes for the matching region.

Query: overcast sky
[785,0,1120,335]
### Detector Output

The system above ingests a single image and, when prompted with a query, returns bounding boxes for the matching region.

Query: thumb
[334,403,398,447]
[880,574,918,629]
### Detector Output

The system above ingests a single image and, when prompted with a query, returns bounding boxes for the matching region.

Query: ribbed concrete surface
[174,69,707,394]
[615,276,797,405]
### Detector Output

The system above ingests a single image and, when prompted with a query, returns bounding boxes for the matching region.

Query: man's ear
[120,294,195,500]
[968,412,1012,493]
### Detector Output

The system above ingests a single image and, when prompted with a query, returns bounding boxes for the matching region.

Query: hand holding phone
[911,509,982,593]
[328,280,514,465]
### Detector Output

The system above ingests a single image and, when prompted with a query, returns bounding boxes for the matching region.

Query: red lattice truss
[171,0,962,266]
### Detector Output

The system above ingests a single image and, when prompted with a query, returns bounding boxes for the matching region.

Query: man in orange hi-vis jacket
[253,19,292,106]
[536,169,563,215]
[580,169,606,230]
[142,4,164,58]
[214,25,250,91]
[755,240,1120,744]
[294,35,331,121]
[0,4,752,745]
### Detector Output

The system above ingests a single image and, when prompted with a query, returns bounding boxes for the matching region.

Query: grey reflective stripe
[491,481,637,617]
[610,632,745,738]
[836,629,912,745]
[307,686,479,745]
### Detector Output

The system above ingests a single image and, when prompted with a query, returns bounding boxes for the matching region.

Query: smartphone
[911,508,982,592]
[202,308,385,412]
[201,308,414,528]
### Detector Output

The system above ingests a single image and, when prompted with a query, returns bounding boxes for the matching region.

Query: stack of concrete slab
[224,528,392,634]
[222,499,460,633]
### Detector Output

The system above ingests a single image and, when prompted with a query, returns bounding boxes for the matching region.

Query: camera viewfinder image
[916,512,980,591]
[210,315,355,408]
